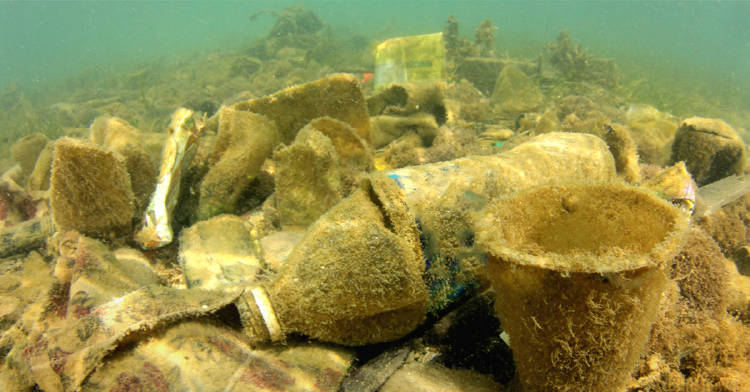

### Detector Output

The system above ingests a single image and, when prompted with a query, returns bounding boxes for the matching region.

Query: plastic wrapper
[374,33,445,89]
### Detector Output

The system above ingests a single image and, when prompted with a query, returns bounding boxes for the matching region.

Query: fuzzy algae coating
[491,65,543,113]
[49,137,135,238]
[10,132,48,183]
[274,126,343,227]
[603,123,641,184]
[306,116,373,173]
[236,178,427,346]
[197,107,279,220]
[274,116,373,227]
[670,117,746,186]
[476,183,689,392]
[232,73,371,144]
[26,140,54,191]
[89,116,156,214]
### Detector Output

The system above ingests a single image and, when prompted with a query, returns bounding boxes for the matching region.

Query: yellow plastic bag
[374,32,445,89]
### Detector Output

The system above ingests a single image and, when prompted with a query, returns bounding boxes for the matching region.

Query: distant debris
[696,174,750,218]
[248,4,325,38]
[543,30,619,89]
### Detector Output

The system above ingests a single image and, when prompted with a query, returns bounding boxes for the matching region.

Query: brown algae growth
[0,6,749,391]
[477,183,690,392]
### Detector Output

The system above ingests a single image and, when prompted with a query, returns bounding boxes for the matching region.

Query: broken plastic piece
[134,108,204,249]
[695,173,750,218]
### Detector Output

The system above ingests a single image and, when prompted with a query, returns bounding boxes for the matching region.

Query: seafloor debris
[474,19,497,57]
[232,73,370,143]
[197,107,278,220]
[477,183,689,392]
[644,161,697,214]
[696,173,750,218]
[373,33,445,89]
[135,108,204,249]
[178,214,266,290]
[236,180,428,346]
[603,123,641,184]
[625,103,679,165]
[370,113,439,149]
[274,126,343,226]
[491,65,544,114]
[9,132,48,186]
[670,116,747,186]
[368,82,446,149]
[273,116,374,228]
[50,137,135,239]
[0,10,749,392]
[454,57,505,96]
[89,116,156,213]
[26,139,54,192]
[543,29,620,89]
[0,216,55,258]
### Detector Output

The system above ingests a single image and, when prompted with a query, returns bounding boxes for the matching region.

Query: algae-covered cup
[476,183,689,392]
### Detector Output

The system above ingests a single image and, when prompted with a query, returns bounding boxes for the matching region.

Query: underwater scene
[1,1,749,391]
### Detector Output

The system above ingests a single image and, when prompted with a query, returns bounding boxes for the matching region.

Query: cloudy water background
[1,1,748,122]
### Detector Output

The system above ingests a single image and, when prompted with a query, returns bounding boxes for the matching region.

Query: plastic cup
[476,183,689,392]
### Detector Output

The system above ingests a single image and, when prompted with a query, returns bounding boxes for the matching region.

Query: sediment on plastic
[232,73,371,144]
[643,161,697,215]
[197,107,279,220]
[375,132,617,313]
[274,126,343,227]
[0,216,56,258]
[89,115,156,213]
[670,116,746,186]
[50,137,135,239]
[603,123,641,183]
[10,132,48,186]
[369,113,439,149]
[476,183,690,392]
[235,180,427,346]
[367,82,447,125]
[306,116,373,173]
[178,214,265,290]
[490,65,543,113]
[381,132,616,213]
[26,140,54,191]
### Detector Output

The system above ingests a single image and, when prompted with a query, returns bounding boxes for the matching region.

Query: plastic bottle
[233,132,617,346]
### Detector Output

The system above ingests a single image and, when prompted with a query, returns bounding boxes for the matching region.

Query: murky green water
[1,3,749,391]
[1,1,749,137]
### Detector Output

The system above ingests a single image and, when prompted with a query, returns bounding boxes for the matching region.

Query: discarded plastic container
[134,108,204,249]
[476,183,690,392]
[233,132,618,346]
[374,32,445,90]
[378,132,617,312]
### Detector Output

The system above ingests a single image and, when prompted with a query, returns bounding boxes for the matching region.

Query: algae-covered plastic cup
[476,183,689,392]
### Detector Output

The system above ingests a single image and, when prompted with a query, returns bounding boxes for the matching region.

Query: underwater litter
[1,7,750,392]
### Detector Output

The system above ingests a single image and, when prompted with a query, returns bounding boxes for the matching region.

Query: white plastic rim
[250,286,283,342]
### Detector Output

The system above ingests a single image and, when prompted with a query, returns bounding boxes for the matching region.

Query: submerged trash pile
[1,7,750,392]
